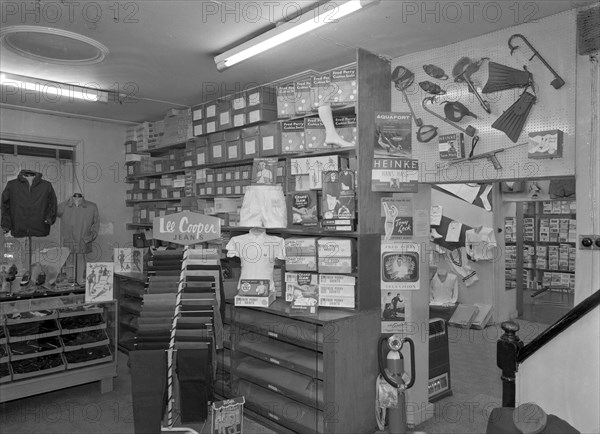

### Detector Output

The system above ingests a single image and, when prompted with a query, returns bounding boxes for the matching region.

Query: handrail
[517,289,600,363]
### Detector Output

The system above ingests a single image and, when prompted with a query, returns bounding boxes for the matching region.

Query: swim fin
[492,90,536,143]
[483,62,533,93]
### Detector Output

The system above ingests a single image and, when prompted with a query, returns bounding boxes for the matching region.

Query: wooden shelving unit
[121,48,390,433]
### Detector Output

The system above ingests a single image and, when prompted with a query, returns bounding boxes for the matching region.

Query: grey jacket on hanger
[57,196,99,253]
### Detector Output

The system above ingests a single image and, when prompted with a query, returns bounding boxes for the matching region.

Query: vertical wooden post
[496,321,523,407]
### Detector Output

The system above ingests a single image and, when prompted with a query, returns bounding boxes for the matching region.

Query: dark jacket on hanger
[57,196,99,253]
[1,170,57,237]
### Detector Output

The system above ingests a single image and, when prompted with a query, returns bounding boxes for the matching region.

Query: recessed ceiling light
[0,26,109,65]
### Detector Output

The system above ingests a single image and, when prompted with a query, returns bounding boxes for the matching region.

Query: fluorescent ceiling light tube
[0,73,109,103]
[215,0,377,71]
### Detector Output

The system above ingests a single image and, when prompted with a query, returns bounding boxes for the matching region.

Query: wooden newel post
[497,321,523,407]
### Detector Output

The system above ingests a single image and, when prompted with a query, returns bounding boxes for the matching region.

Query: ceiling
[0,0,594,124]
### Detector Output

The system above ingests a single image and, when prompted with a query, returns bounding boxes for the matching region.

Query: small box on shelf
[205,118,217,135]
[277,81,297,118]
[294,78,315,115]
[311,72,333,109]
[226,140,241,161]
[247,107,277,124]
[210,141,226,163]
[192,104,204,122]
[259,122,281,156]
[234,292,276,307]
[247,86,277,109]
[282,120,306,154]
[326,67,358,106]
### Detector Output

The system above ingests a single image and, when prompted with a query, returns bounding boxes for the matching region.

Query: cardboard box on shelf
[294,78,314,115]
[311,72,332,109]
[288,191,319,226]
[318,284,355,298]
[334,115,357,146]
[326,67,357,106]
[281,120,306,154]
[318,256,353,274]
[284,272,318,302]
[247,107,277,124]
[192,104,204,121]
[319,295,355,308]
[231,95,246,111]
[217,100,233,130]
[285,255,317,272]
[259,122,281,157]
[319,274,355,285]
[205,119,217,134]
[234,292,276,307]
[304,116,327,151]
[247,86,277,108]
[210,141,226,163]
[226,140,241,161]
[232,111,246,128]
[285,237,318,256]
[276,81,297,118]
[317,237,354,258]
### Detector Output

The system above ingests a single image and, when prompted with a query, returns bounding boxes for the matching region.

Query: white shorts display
[239,185,287,228]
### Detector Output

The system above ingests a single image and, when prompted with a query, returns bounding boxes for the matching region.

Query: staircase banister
[517,289,600,364]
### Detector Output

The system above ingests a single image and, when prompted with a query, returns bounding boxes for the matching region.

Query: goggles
[423,64,448,80]
[419,81,446,95]
[441,101,478,122]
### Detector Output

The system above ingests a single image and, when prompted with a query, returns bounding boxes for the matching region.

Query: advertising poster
[85,262,114,302]
[374,112,412,158]
[381,290,411,334]
[211,397,245,434]
[381,197,413,241]
[380,241,421,290]
[372,112,418,192]
[114,248,144,274]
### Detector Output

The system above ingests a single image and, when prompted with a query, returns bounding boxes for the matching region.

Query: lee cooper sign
[153,211,221,245]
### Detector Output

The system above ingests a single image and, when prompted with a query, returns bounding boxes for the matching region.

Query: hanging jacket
[1,170,57,237]
[57,196,99,253]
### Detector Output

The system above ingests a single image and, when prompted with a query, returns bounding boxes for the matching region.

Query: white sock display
[431,228,443,239]
[318,104,355,148]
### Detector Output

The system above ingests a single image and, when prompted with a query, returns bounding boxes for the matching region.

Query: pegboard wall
[391,10,577,184]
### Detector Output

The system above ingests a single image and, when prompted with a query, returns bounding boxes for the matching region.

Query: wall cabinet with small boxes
[505,200,577,324]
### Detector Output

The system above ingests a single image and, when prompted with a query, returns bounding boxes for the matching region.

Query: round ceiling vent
[0,26,109,65]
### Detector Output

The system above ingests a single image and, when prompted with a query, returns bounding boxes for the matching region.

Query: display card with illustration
[381,197,413,241]
[380,241,420,290]
[251,158,278,185]
[381,290,411,334]
[114,248,144,273]
[85,262,114,302]
[289,272,319,316]
[372,112,417,192]
[321,170,355,220]
[289,191,319,226]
